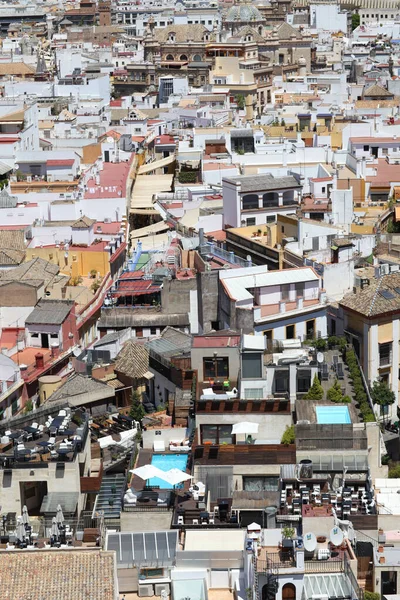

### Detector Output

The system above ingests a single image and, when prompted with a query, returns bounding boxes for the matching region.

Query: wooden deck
[192,443,296,465]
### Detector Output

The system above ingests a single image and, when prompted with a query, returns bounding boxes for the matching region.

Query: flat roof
[184,529,245,552]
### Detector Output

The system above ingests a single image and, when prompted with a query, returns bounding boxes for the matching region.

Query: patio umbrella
[129,464,165,482]
[16,517,26,542]
[22,505,30,527]
[231,422,259,435]
[50,517,59,538]
[56,504,64,526]
[159,468,193,487]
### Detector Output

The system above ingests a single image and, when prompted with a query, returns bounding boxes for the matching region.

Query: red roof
[110,100,122,107]
[155,135,175,145]
[47,159,75,167]
[94,221,121,235]
[310,177,332,182]
[112,277,161,296]
[84,157,133,199]
[109,242,126,263]
[0,136,19,143]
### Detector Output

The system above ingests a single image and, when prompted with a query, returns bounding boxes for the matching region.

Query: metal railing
[304,558,343,573]
[260,551,296,570]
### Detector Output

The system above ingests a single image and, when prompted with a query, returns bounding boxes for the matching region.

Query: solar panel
[107,530,178,568]
[380,289,395,300]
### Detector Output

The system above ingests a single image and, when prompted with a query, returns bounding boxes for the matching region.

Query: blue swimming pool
[149,454,189,489]
[316,406,351,424]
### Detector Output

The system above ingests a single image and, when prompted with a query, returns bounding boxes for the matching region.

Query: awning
[143,370,154,380]
[232,422,259,435]
[0,161,12,175]
[138,154,175,175]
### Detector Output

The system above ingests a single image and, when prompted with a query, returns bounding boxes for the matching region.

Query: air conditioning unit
[104,217,112,223]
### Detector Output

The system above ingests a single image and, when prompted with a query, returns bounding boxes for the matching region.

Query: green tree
[351,13,360,30]
[24,399,33,414]
[303,374,324,400]
[364,593,380,600]
[236,94,245,110]
[281,425,295,445]
[130,389,145,422]
[327,379,343,403]
[389,464,400,478]
[371,379,395,419]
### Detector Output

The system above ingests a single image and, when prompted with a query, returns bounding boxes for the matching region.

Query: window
[379,342,392,366]
[264,329,273,341]
[295,282,304,298]
[242,353,262,379]
[266,215,276,223]
[306,319,315,339]
[150,327,157,335]
[203,357,229,379]
[275,370,289,393]
[242,194,259,210]
[136,327,143,338]
[297,370,311,393]
[363,145,369,151]
[31,333,39,338]
[322,186,326,193]
[286,324,295,339]
[243,476,279,492]
[246,218,256,226]
[281,284,290,301]
[50,333,59,339]
[382,571,397,597]
[201,424,233,444]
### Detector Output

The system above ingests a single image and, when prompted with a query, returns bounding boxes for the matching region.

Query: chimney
[379,556,385,564]
[378,545,384,553]
[35,352,44,369]
[61,286,67,299]
[51,342,60,358]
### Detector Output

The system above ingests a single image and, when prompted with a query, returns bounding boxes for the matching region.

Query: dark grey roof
[223,173,301,192]
[231,128,253,138]
[26,300,73,325]
[48,373,113,402]
[93,328,130,347]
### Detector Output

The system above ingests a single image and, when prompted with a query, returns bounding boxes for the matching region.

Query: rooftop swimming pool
[316,406,351,425]
[149,453,189,489]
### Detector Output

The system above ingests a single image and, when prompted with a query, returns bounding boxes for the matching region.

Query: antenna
[330,526,344,547]
[303,532,317,553]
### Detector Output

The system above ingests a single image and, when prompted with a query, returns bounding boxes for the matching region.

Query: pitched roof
[0,62,35,75]
[115,340,149,379]
[0,549,116,600]
[0,257,58,284]
[0,228,25,250]
[339,272,400,317]
[0,248,25,266]
[276,22,301,40]
[154,23,212,42]
[72,215,96,229]
[48,373,112,402]
[363,83,394,98]
[26,300,74,326]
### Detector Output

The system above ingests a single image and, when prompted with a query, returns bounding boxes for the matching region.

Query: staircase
[93,473,125,518]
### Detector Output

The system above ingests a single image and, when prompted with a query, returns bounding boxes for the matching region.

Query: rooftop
[26,300,74,326]
[339,272,400,317]
[223,173,301,192]
[84,158,133,200]
[0,549,116,600]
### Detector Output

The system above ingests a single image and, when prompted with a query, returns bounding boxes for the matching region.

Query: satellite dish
[330,526,344,547]
[303,532,317,552]
[317,352,324,364]
[14,164,19,170]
